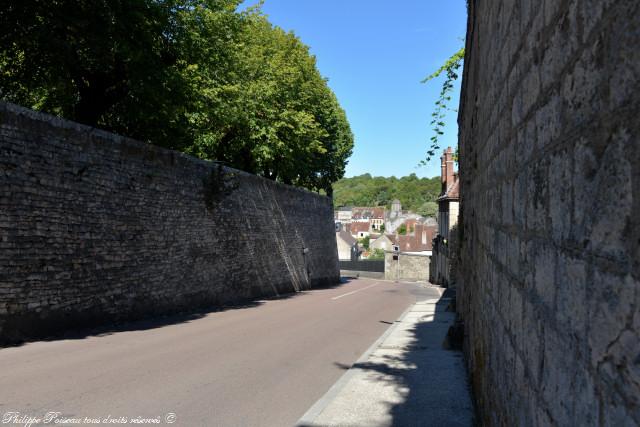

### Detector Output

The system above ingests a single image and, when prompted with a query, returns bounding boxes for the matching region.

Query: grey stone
[457,0,640,424]
[0,101,340,344]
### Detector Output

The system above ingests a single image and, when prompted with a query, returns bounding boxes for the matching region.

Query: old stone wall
[384,252,430,282]
[0,102,339,344]
[458,1,639,425]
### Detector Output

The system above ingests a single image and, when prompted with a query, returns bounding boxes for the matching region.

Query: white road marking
[331,282,380,300]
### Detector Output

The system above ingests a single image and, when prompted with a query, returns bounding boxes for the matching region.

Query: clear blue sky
[243,1,467,179]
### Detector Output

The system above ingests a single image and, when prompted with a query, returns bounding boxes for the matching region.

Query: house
[336,230,358,260]
[370,218,437,255]
[349,221,371,238]
[335,206,353,224]
[430,147,460,286]
[403,218,419,233]
[385,199,422,233]
[395,220,437,255]
[352,207,385,231]
[370,234,396,252]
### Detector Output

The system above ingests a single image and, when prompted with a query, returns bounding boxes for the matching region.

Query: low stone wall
[0,102,339,344]
[457,1,639,425]
[384,252,430,282]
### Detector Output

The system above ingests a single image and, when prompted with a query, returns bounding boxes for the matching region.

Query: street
[0,278,439,427]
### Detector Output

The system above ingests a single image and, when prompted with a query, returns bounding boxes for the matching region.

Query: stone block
[587,271,636,364]
[554,253,587,335]
[548,148,572,244]
[435,0,639,423]
[534,244,556,308]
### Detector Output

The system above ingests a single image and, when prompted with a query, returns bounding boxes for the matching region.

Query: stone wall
[0,102,339,344]
[458,1,639,425]
[384,252,430,282]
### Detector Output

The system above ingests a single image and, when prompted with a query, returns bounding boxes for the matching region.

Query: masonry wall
[385,252,430,282]
[0,102,340,344]
[458,1,639,425]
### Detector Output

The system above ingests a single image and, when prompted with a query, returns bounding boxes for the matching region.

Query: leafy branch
[420,47,464,165]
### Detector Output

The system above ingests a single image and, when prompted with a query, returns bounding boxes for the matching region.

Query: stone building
[370,234,395,252]
[335,206,353,224]
[370,219,437,256]
[335,230,358,260]
[352,207,385,231]
[349,221,371,239]
[391,199,401,213]
[397,220,437,255]
[385,199,422,234]
[430,147,459,286]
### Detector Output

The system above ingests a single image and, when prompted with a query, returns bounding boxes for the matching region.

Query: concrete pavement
[298,293,475,427]
[0,278,440,427]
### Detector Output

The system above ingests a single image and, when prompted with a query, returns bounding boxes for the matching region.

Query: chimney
[441,152,447,191]
[414,223,426,245]
[442,147,455,192]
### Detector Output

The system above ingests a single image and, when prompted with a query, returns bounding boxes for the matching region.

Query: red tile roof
[395,223,437,252]
[352,207,385,220]
[350,221,371,235]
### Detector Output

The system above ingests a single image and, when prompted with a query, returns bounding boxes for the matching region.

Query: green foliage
[368,248,385,260]
[398,224,407,235]
[421,47,464,164]
[358,236,370,250]
[333,174,440,216]
[0,0,353,194]
[186,13,353,193]
[0,0,220,148]
[417,201,438,218]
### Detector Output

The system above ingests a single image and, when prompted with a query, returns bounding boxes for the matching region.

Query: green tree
[417,201,438,218]
[368,248,385,260]
[398,224,407,235]
[0,0,242,148]
[333,174,441,212]
[187,13,353,194]
[0,1,353,194]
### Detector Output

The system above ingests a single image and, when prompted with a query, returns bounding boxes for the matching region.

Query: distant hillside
[333,173,441,217]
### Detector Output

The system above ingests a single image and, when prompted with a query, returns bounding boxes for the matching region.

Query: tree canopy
[0,0,353,194]
[333,174,440,217]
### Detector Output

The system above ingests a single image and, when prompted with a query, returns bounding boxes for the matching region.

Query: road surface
[0,278,439,427]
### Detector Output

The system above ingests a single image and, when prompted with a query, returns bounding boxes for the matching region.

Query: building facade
[336,230,358,260]
[430,147,459,286]
[352,207,385,231]
[335,207,353,224]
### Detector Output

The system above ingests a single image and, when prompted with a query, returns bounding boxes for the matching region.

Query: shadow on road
[302,288,475,427]
[3,277,353,348]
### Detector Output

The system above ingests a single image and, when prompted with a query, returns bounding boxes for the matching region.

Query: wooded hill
[332,174,441,217]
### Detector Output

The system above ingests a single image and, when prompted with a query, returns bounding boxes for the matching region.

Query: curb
[295,302,417,426]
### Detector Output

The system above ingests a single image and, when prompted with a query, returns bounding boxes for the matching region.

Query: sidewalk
[297,290,475,427]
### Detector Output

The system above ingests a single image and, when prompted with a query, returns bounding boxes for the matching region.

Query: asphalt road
[0,278,439,427]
